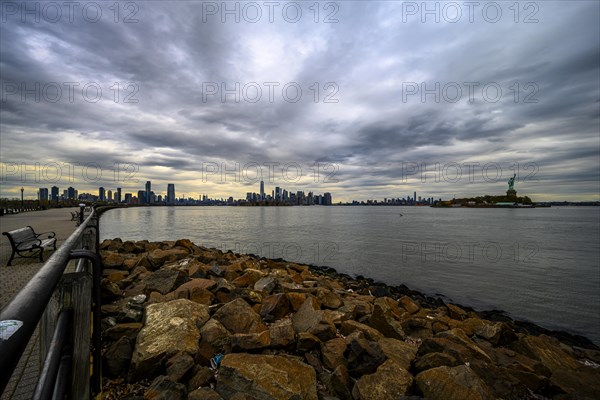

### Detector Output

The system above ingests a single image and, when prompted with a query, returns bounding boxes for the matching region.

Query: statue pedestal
[506,189,517,200]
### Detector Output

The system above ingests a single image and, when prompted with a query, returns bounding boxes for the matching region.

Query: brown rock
[189,387,223,400]
[446,303,468,321]
[166,352,195,382]
[119,240,145,254]
[399,296,420,314]
[231,330,271,351]
[213,298,267,334]
[187,366,214,392]
[401,316,433,340]
[291,297,336,341]
[352,359,413,400]
[340,320,384,342]
[269,318,296,348]
[321,338,347,370]
[199,318,231,349]
[232,269,264,288]
[377,337,417,370]
[331,364,353,400]
[103,336,133,377]
[297,332,322,352]
[103,252,125,269]
[368,297,405,340]
[217,353,318,400]
[144,375,187,400]
[147,248,189,269]
[344,333,386,378]
[316,287,343,309]
[418,329,492,365]
[260,293,291,322]
[416,365,494,400]
[414,352,459,373]
[104,322,142,341]
[287,292,308,311]
[143,269,188,295]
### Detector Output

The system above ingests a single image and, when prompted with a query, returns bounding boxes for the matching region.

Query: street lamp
[20,187,24,210]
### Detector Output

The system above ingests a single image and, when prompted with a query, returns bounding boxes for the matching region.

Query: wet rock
[416,365,494,400]
[217,353,318,400]
[143,269,187,295]
[104,336,133,377]
[292,297,336,342]
[130,299,210,381]
[352,359,413,400]
[213,298,267,334]
[377,337,417,370]
[144,375,186,400]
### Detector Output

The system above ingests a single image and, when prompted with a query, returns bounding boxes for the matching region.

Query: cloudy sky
[1,0,598,202]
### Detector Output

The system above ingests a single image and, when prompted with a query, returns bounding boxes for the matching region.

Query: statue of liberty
[508,173,516,191]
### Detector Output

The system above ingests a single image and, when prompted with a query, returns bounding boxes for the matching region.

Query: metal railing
[0,206,102,399]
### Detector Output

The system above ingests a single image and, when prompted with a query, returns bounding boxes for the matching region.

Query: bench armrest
[35,231,56,239]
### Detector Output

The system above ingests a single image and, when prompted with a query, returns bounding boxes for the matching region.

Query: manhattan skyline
[1,1,599,202]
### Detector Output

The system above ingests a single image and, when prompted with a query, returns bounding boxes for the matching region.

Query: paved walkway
[0,208,80,400]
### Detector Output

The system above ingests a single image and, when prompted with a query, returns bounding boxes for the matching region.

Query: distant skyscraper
[145,181,151,204]
[107,190,113,201]
[324,192,332,205]
[116,188,122,203]
[38,188,49,201]
[99,187,106,201]
[67,187,75,200]
[167,183,175,204]
[260,180,264,200]
[51,186,59,202]
[414,191,417,202]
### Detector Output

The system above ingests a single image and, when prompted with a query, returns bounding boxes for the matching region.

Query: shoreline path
[0,208,80,400]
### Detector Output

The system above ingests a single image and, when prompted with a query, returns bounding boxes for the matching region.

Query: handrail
[0,209,98,394]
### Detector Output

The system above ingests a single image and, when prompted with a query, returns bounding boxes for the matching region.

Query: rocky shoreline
[99,238,600,400]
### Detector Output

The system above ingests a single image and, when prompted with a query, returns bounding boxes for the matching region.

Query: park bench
[2,226,57,266]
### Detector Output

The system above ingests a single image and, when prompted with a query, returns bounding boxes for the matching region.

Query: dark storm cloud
[1,0,598,200]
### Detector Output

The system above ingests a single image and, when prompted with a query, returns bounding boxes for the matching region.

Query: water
[100,206,600,345]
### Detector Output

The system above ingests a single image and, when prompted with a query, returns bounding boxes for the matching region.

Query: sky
[1,0,599,202]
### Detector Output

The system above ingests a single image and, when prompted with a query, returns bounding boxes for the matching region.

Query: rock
[120,241,145,254]
[340,320,383,342]
[416,365,494,400]
[287,292,309,311]
[269,318,296,348]
[147,248,189,269]
[468,359,546,400]
[232,269,264,288]
[144,375,187,400]
[254,276,276,293]
[217,353,318,400]
[297,332,322,352]
[103,252,125,269]
[174,239,196,252]
[401,317,433,340]
[187,366,215,392]
[330,365,353,400]
[130,299,210,381]
[101,279,122,302]
[446,304,468,321]
[189,287,214,305]
[104,322,142,341]
[475,321,517,346]
[377,337,417,370]
[143,269,187,295]
[344,333,386,378]
[166,353,195,382]
[399,296,420,314]
[174,278,216,294]
[231,330,271,351]
[104,269,129,283]
[213,298,267,334]
[321,338,347,370]
[260,293,291,322]
[368,297,405,340]
[414,352,458,373]
[316,288,342,309]
[103,336,133,377]
[100,238,122,251]
[292,297,336,342]
[512,334,581,372]
[188,387,223,400]
[352,359,413,400]
[418,329,492,365]
[200,318,231,348]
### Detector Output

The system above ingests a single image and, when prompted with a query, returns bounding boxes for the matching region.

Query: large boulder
[143,269,188,295]
[377,337,418,370]
[368,297,406,340]
[216,353,318,400]
[418,329,492,365]
[352,359,413,400]
[416,365,494,400]
[130,299,209,380]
